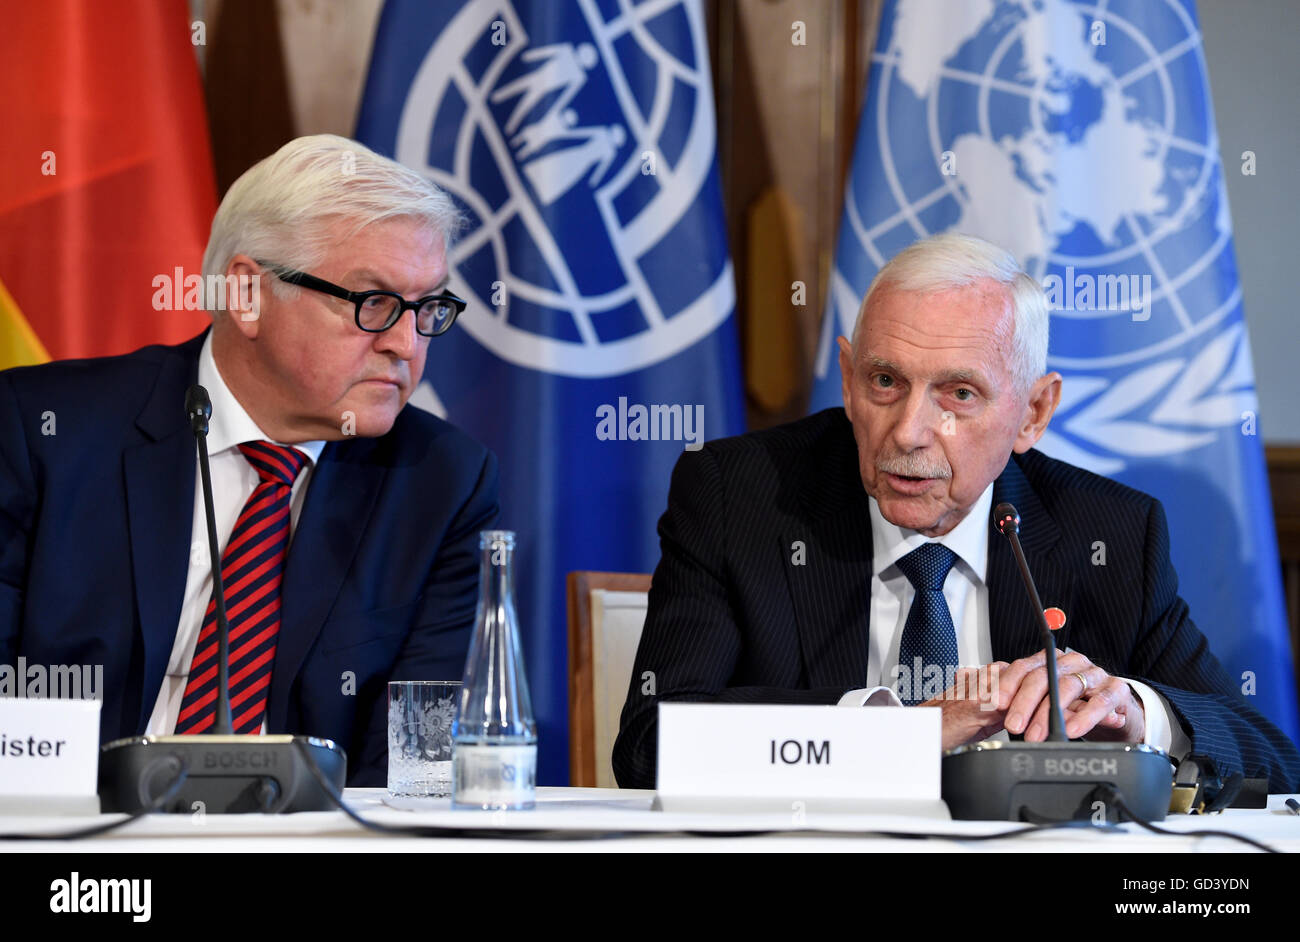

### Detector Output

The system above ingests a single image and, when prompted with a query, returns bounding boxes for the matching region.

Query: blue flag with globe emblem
[355,0,745,783]
[811,0,1298,739]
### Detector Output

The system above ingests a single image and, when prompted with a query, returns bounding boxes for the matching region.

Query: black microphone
[939,501,1173,823]
[97,385,346,814]
[993,501,1066,742]
[185,383,211,436]
[188,384,232,735]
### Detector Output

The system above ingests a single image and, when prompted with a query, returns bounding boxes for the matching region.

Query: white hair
[852,232,1049,392]
[201,134,463,306]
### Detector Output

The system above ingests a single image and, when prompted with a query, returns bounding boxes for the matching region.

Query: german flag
[0,275,48,368]
[0,0,216,368]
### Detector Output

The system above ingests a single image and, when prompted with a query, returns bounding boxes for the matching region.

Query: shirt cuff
[1121,677,1190,759]
[837,686,904,707]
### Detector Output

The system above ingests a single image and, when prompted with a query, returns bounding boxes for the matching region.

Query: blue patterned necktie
[895,543,959,706]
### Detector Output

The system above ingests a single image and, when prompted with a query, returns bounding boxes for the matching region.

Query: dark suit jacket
[613,408,1300,792]
[0,331,499,786]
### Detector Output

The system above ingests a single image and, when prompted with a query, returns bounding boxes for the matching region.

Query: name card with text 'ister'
[655,703,945,816]
[0,697,102,815]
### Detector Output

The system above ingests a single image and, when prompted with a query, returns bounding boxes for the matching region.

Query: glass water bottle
[452,530,537,809]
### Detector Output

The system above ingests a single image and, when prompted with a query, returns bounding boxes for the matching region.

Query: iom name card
[0,697,101,807]
[656,703,942,812]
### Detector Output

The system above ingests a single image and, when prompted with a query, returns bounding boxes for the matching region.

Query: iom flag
[811,0,1298,739]
[356,0,745,782]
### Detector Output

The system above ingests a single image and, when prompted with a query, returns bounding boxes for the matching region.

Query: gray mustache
[877,455,952,479]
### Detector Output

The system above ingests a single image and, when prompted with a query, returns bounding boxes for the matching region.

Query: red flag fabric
[0,0,217,362]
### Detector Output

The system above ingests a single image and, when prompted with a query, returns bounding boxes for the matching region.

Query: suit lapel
[987,455,1076,662]
[783,422,1079,685]
[126,333,205,731]
[783,414,872,688]
[268,436,388,731]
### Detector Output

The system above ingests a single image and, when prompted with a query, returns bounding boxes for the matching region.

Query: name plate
[0,697,102,815]
[655,703,945,816]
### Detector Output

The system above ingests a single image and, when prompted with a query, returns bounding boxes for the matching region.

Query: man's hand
[996,650,1146,744]
[921,663,1010,750]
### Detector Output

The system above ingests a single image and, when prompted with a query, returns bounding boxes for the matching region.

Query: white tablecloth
[2,788,1298,852]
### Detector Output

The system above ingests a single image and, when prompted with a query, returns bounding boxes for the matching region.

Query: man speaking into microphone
[0,135,498,786]
[613,232,1300,792]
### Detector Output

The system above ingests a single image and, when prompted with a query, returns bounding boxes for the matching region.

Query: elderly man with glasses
[0,135,498,786]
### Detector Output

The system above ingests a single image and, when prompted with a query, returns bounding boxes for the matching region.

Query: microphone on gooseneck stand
[185,384,232,736]
[992,503,1066,744]
[939,502,1174,823]
[96,385,348,814]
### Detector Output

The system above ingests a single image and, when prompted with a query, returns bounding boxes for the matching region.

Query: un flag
[356,0,745,783]
[811,0,1297,739]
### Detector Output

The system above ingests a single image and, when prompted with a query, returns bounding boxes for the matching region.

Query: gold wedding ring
[1071,671,1089,695]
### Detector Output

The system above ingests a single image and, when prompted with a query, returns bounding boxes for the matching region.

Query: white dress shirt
[145,334,325,735]
[836,482,1189,759]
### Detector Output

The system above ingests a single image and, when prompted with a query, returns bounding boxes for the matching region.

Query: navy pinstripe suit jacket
[612,408,1300,792]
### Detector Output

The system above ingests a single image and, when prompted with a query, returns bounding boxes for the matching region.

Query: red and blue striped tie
[175,441,308,735]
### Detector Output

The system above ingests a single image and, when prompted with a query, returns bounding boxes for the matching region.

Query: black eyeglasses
[257,262,466,337]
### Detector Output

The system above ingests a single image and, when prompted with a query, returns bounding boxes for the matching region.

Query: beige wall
[713,1,881,426]
[193,0,383,193]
